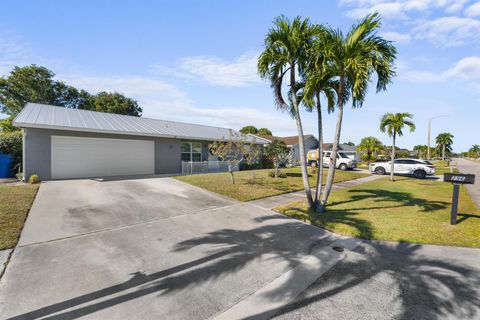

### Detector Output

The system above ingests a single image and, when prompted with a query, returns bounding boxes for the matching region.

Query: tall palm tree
[258,16,323,208]
[358,136,384,164]
[380,112,416,181]
[435,132,454,160]
[310,13,397,210]
[301,69,337,209]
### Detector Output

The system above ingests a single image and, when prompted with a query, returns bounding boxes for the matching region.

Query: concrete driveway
[1,176,480,319]
[0,177,341,320]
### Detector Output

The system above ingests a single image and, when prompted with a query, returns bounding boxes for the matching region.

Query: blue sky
[1,0,479,151]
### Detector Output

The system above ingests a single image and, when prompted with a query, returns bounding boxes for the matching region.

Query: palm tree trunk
[390,133,396,182]
[314,93,324,206]
[289,66,314,208]
[443,145,445,160]
[320,76,344,211]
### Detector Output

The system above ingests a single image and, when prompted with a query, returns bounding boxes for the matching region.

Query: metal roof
[13,103,269,144]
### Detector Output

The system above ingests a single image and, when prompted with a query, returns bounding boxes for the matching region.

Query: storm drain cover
[332,246,344,252]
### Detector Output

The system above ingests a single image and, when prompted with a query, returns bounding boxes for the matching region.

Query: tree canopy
[239,125,273,136]
[0,65,142,118]
[358,136,383,163]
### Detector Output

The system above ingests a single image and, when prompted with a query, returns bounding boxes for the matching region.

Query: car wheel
[374,167,386,175]
[413,170,427,179]
[339,163,348,171]
[309,161,317,168]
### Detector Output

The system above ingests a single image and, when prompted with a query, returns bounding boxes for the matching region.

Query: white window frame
[181,142,203,162]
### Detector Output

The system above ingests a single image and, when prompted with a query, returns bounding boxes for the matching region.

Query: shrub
[28,174,40,184]
[15,172,23,181]
[0,131,22,167]
[268,170,287,178]
[240,161,263,171]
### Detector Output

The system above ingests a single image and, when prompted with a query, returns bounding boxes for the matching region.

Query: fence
[181,161,237,174]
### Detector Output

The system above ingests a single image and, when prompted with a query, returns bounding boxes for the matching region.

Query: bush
[0,131,22,167]
[28,174,40,184]
[268,170,287,178]
[15,172,23,181]
[239,161,263,171]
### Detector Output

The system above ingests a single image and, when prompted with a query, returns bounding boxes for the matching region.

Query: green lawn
[0,184,39,250]
[275,176,480,248]
[432,160,459,175]
[175,167,365,201]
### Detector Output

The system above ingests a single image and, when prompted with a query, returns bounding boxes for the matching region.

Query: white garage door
[51,136,155,179]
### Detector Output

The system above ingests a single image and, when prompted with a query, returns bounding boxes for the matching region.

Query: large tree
[258,15,322,208]
[358,136,384,164]
[380,112,415,181]
[87,92,142,116]
[311,13,397,210]
[0,65,90,116]
[257,128,273,136]
[239,125,259,134]
[0,65,142,118]
[435,132,454,160]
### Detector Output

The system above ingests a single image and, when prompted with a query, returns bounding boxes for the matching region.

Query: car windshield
[338,152,349,159]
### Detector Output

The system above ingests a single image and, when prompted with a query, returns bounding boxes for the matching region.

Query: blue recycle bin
[0,154,13,178]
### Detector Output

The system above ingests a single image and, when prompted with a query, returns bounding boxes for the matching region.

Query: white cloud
[413,16,480,46]
[0,34,34,75]
[400,56,480,89]
[465,1,480,16]
[339,0,471,19]
[152,53,260,87]
[381,31,412,43]
[140,98,295,132]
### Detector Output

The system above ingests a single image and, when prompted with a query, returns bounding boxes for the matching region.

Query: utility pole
[427,115,447,160]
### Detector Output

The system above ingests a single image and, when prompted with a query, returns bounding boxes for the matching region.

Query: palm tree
[413,144,428,159]
[358,136,384,164]
[301,69,337,209]
[310,13,397,210]
[435,133,454,160]
[469,144,480,158]
[380,112,415,181]
[258,16,323,208]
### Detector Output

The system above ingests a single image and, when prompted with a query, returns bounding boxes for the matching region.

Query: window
[181,142,202,162]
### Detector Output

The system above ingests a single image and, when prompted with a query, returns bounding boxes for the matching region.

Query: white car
[369,158,436,179]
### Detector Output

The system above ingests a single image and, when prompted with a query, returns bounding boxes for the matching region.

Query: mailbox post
[443,173,476,225]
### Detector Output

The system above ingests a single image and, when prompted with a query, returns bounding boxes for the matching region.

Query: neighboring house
[13,103,269,180]
[323,143,360,162]
[253,134,318,165]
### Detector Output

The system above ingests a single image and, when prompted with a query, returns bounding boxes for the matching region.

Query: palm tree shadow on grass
[328,189,449,212]
[7,210,478,320]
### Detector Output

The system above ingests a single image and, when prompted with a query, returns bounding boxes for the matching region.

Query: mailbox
[443,173,475,184]
[443,173,476,225]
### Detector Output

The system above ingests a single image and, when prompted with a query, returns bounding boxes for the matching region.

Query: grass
[275,176,480,248]
[432,160,459,175]
[0,184,39,250]
[175,167,365,201]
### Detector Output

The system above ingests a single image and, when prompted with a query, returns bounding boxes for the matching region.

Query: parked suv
[369,158,435,179]
[307,150,357,171]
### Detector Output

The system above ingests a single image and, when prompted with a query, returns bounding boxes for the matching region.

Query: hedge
[0,131,22,169]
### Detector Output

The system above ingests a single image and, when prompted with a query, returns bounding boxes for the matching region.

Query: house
[323,143,360,161]
[13,103,269,180]
[253,134,318,164]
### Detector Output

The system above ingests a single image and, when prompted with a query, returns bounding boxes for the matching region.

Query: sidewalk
[249,174,384,209]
